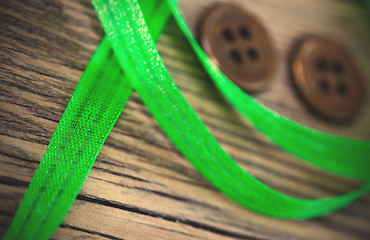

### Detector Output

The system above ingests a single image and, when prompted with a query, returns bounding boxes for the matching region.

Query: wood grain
[0,0,369,239]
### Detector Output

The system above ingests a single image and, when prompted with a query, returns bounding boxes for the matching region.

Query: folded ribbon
[4,0,369,239]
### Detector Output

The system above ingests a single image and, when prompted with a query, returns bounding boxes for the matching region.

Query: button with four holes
[199,4,276,92]
[291,36,365,121]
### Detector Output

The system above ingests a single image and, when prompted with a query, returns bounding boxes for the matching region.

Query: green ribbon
[167,0,370,180]
[4,0,369,239]
[3,1,170,239]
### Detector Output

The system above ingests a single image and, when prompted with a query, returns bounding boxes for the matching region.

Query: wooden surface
[0,0,369,239]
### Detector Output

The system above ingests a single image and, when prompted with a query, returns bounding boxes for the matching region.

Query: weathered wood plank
[0,0,369,239]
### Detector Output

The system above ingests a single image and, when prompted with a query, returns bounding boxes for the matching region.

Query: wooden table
[1,0,369,239]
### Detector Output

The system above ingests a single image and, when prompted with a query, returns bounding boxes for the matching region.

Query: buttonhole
[316,58,328,72]
[246,48,259,61]
[229,49,242,63]
[337,81,348,96]
[333,61,344,75]
[317,78,329,93]
[238,26,251,40]
[222,28,234,42]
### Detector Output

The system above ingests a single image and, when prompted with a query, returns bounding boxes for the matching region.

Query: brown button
[199,4,276,92]
[291,36,366,121]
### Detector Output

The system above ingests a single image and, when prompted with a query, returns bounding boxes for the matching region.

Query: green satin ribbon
[4,0,369,239]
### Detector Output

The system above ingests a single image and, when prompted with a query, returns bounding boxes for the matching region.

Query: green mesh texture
[4,38,130,240]
[92,0,370,219]
[4,0,370,239]
[3,1,169,239]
